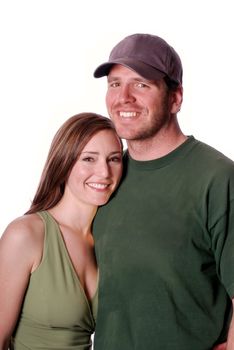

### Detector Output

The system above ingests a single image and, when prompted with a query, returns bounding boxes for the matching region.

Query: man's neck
[127,129,187,161]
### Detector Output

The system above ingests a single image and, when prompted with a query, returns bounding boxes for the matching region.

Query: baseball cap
[93,33,183,85]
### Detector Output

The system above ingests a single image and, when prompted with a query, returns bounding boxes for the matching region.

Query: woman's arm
[0,215,44,349]
[225,299,234,350]
[213,299,234,350]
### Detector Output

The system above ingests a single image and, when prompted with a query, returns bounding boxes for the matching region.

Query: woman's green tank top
[11,210,98,350]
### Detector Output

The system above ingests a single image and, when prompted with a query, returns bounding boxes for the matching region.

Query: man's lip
[119,111,137,118]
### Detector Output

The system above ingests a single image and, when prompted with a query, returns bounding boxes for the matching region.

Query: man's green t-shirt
[93,136,234,350]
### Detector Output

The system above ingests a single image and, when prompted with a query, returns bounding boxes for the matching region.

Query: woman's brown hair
[26,112,120,214]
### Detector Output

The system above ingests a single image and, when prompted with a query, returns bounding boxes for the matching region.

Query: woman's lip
[86,182,110,190]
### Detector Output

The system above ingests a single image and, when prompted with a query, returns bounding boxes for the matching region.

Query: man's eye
[135,82,147,88]
[109,82,120,88]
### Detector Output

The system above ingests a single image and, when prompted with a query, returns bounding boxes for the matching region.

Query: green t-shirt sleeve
[209,167,234,298]
[217,198,234,298]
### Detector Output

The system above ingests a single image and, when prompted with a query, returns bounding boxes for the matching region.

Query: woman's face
[66,129,123,207]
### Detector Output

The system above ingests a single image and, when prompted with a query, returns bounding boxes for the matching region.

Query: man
[92,33,234,350]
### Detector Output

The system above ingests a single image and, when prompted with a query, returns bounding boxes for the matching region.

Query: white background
[0,0,234,235]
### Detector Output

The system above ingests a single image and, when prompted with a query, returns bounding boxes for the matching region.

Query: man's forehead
[108,64,148,79]
[107,64,162,85]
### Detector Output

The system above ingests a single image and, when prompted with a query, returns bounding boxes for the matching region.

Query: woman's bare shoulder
[0,213,45,272]
[4,213,43,234]
[1,213,44,251]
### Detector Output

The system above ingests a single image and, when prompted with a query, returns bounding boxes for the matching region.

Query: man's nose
[119,85,136,104]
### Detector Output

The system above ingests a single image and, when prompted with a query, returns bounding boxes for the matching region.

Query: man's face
[106,64,173,141]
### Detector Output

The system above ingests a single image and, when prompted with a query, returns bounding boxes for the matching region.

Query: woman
[0,112,123,350]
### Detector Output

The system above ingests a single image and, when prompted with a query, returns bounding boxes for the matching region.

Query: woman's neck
[48,196,97,236]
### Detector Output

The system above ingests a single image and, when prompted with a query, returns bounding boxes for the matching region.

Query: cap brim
[93,58,166,81]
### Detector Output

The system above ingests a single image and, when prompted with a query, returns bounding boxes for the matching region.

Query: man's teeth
[88,183,108,189]
[119,112,137,118]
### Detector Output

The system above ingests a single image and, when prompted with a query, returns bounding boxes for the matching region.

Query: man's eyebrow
[107,76,154,84]
[107,76,119,82]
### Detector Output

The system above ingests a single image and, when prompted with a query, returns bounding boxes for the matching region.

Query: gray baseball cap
[93,33,183,85]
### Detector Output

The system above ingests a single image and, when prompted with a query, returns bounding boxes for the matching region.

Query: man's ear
[170,85,183,114]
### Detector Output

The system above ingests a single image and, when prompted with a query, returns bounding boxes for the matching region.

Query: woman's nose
[97,161,110,178]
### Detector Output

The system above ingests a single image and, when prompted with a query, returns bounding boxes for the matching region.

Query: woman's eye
[82,157,94,162]
[109,156,122,163]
